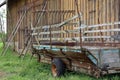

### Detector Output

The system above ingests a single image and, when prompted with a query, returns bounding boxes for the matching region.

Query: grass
[0,42,120,80]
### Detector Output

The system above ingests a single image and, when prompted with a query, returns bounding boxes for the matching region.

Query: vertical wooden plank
[86,0,88,26]
[64,0,69,38]
[61,0,64,40]
[88,0,91,41]
[99,0,102,25]
[90,0,92,25]
[83,0,86,25]
[115,0,118,36]
[68,0,70,38]
[92,0,95,41]
[106,0,109,36]
[72,0,75,38]
[92,0,96,40]
[96,0,99,41]
[81,0,83,23]
[95,0,98,35]
[115,0,119,30]
[111,0,115,36]
[70,0,73,38]
[104,0,106,37]
[117,0,120,37]
[109,0,111,39]
[99,0,102,41]
[63,0,66,39]
[104,0,107,36]
[84,0,87,40]
[69,0,71,38]
[88,0,90,26]
[83,0,86,41]
[86,0,89,41]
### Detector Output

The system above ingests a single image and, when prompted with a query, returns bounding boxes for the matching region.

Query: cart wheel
[51,58,65,77]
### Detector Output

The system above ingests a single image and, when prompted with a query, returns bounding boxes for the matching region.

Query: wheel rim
[51,64,57,77]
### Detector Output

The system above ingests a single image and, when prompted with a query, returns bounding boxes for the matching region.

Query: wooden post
[74,0,82,49]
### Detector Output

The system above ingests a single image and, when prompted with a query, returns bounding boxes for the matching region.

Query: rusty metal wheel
[51,58,65,77]
[51,64,58,77]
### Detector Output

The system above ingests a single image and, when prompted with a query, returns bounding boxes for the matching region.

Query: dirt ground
[0,71,6,79]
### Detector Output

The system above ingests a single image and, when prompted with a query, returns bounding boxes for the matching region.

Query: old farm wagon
[1,0,120,78]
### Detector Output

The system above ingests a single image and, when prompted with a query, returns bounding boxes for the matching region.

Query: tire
[51,58,65,77]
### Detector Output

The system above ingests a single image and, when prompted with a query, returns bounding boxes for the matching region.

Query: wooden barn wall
[57,0,118,43]
[7,0,42,49]
[33,0,120,42]
[7,0,19,50]
[7,0,120,49]
[76,0,119,42]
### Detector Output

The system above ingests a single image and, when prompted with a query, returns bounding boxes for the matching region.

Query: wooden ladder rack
[1,10,27,56]
[20,0,48,58]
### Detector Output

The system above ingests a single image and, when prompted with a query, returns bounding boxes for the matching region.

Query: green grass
[0,42,120,80]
